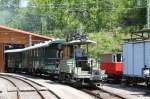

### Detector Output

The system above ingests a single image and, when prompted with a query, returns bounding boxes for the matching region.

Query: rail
[9,74,61,99]
[0,74,61,99]
[81,86,126,99]
[82,89,102,99]
[0,76,20,99]
[97,87,126,99]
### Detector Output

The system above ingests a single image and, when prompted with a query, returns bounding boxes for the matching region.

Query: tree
[0,0,20,25]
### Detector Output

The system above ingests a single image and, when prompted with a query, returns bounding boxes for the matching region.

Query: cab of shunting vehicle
[59,33,97,75]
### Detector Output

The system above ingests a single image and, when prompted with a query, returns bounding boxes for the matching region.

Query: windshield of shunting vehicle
[73,45,90,57]
[112,53,122,63]
[116,53,122,62]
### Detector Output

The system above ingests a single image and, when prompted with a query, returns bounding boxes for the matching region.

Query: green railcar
[5,37,107,86]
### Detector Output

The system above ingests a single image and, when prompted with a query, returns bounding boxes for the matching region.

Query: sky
[20,0,28,8]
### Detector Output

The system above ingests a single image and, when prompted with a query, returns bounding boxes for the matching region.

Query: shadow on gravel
[45,81,62,85]
[104,83,150,97]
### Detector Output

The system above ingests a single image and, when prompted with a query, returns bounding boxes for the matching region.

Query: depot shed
[0,25,51,72]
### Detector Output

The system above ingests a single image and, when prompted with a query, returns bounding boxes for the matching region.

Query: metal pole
[29,35,32,46]
[147,0,150,28]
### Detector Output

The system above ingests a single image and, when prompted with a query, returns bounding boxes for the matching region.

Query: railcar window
[112,54,116,63]
[31,50,32,56]
[37,49,38,57]
[70,46,73,58]
[116,54,122,62]
[34,49,36,57]
[35,49,37,57]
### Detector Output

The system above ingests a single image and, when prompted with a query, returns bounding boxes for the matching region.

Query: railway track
[0,74,61,99]
[29,73,125,99]
[81,86,125,99]
[0,73,127,99]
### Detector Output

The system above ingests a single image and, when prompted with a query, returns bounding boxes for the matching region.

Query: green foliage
[0,0,19,25]
[0,0,147,56]
[0,0,147,35]
[89,31,127,58]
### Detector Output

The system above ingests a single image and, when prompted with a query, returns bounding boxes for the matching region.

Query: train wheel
[58,73,62,82]
[125,78,130,86]
[73,81,82,89]
[58,72,65,83]
[146,79,150,87]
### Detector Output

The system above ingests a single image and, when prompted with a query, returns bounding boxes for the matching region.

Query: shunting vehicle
[58,34,107,87]
[100,52,123,82]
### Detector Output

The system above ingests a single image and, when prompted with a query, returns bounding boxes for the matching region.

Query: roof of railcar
[124,28,150,42]
[5,39,65,53]
[65,40,96,45]
[133,28,150,33]
[5,39,96,53]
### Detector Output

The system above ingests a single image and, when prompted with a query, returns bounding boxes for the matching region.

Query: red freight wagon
[100,52,123,81]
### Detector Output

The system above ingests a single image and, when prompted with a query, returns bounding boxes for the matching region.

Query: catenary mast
[148,0,150,28]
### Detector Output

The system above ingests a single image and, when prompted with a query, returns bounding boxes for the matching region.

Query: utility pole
[147,0,150,28]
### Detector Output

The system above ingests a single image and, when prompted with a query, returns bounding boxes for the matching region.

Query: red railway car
[100,52,123,81]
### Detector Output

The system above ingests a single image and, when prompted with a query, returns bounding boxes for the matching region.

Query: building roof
[0,25,51,40]
[0,25,52,44]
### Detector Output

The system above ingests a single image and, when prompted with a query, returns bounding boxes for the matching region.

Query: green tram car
[5,39,107,86]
